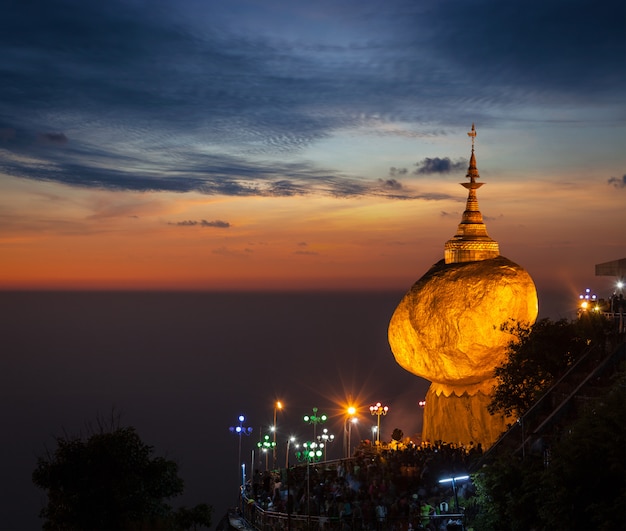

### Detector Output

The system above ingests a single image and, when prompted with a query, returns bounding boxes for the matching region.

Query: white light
[439,475,470,484]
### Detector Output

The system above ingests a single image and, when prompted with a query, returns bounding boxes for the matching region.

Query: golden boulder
[388,256,538,389]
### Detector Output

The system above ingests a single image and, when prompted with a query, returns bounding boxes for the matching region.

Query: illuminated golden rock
[387,125,538,447]
[388,256,538,388]
[421,385,505,447]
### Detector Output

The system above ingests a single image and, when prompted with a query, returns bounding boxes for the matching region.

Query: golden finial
[467,123,477,151]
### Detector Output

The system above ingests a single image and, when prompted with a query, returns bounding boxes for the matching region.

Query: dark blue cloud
[415,157,466,175]
[608,175,626,189]
[0,0,622,197]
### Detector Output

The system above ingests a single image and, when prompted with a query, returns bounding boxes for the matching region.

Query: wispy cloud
[170,220,231,228]
[608,175,626,189]
[0,0,622,199]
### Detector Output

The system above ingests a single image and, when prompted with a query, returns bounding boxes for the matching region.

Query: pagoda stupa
[388,125,538,447]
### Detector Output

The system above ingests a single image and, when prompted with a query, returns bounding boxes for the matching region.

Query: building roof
[595,258,626,277]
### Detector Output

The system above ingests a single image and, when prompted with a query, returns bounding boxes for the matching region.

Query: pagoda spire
[444,124,500,264]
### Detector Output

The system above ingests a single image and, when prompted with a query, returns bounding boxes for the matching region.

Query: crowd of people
[243,440,483,530]
[588,292,625,313]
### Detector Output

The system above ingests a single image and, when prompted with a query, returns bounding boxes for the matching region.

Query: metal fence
[238,493,465,531]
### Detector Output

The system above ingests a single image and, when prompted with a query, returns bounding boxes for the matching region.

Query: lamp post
[285,436,296,469]
[272,401,283,469]
[344,406,357,458]
[295,441,324,523]
[317,428,334,461]
[229,415,253,487]
[369,402,389,444]
[285,436,296,531]
[303,407,327,440]
[578,288,598,313]
[257,433,276,471]
[343,406,358,458]
[438,475,470,512]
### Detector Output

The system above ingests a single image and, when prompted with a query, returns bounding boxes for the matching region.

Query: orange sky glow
[2,164,624,315]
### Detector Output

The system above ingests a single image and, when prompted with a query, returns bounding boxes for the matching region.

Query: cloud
[377,178,403,191]
[414,157,466,175]
[37,132,68,145]
[170,219,231,228]
[0,0,621,200]
[389,167,408,177]
[211,246,250,256]
[607,175,626,189]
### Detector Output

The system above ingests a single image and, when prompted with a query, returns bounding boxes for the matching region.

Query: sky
[0,2,624,528]
[0,0,624,310]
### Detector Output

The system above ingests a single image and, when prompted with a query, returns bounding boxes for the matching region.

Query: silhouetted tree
[489,315,610,417]
[33,420,212,530]
[473,365,626,531]
[539,367,626,530]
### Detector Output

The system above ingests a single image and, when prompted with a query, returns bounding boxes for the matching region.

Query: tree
[471,454,544,531]
[488,315,610,418]
[472,365,626,531]
[539,367,626,530]
[33,422,212,530]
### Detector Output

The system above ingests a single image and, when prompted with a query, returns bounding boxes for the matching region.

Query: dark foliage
[33,423,211,530]
[539,368,626,530]
[489,314,611,417]
[473,366,625,531]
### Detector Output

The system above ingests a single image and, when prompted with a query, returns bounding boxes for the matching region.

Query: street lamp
[345,406,357,458]
[579,288,598,312]
[295,441,324,522]
[303,407,327,440]
[229,415,253,487]
[438,475,470,512]
[257,434,276,471]
[285,436,296,469]
[272,401,283,469]
[317,428,334,460]
[369,402,389,444]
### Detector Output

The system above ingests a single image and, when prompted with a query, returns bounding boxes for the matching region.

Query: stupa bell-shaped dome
[444,124,499,264]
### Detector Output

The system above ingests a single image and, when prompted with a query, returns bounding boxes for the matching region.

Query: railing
[473,338,625,469]
[238,496,466,531]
